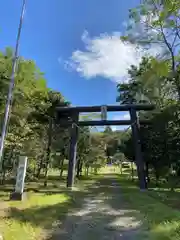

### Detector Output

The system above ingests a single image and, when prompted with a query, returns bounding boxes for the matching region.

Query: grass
[0,173,96,240]
[1,166,180,239]
[119,171,180,240]
[0,193,69,240]
[0,178,71,240]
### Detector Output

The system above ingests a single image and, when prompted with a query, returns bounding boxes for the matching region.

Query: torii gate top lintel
[55,104,155,126]
[56,104,155,114]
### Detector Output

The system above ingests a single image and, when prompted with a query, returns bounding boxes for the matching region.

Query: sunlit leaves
[0,47,68,171]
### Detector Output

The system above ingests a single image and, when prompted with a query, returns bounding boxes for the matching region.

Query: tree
[123,0,180,99]
[117,57,172,107]
[116,48,180,188]
[0,47,70,184]
[87,133,106,175]
[76,126,91,178]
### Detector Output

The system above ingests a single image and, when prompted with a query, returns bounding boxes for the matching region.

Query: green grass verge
[1,165,180,240]
[0,192,70,240]
[119,173,180,240]
[0,175,96,240]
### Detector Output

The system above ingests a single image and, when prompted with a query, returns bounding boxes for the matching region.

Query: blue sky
[0,0,142,129]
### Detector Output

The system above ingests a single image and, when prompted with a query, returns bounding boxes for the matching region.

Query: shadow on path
[46,174,148,240]
[6,173,148,239]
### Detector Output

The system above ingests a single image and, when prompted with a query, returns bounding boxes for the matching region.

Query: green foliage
[0,47,69,179]
[117,54,180,182]
[120,173,180,240]
[117,0,180,182]
[123,0,180,98]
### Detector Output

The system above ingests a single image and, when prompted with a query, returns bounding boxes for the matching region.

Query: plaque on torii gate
[101,105,107,120]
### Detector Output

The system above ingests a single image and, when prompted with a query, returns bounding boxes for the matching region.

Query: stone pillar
[10,156,28,200]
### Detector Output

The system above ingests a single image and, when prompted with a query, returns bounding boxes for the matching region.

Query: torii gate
[55,104,154,190]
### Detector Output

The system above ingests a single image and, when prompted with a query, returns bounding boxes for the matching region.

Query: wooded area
[118,0,180,189]
[1,0,180,191]
[1,0,180,239]
[0,47,124,185]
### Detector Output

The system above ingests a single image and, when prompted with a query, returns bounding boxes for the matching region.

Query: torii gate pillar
[67,113,79,188]
[130,108,147,190]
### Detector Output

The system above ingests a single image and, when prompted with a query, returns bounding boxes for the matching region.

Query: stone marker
[10,156,27,200]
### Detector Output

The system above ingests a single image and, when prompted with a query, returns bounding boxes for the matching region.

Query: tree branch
[152,0,175,72]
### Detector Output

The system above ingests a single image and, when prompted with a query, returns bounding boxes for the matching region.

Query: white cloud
[111,126,117,132]
[111,125,129,132]
[122,113,130,120]
[113,112,130,121]
[66,30,162,83]
[111,112,130,132]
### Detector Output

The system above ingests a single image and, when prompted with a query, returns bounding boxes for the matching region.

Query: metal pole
[0,0,27,164]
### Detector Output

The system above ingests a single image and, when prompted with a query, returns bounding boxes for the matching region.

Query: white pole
[0,0,27,165]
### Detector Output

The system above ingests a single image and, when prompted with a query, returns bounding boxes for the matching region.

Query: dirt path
[48,175,148,240]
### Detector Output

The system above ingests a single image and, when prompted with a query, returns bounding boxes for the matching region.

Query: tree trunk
[1,157,6,185]
[1,147,15,184]
[85,166,89,176]
[59,158,65,178]
[44,164,48,187]
[174,72,180,100]
[155,170,160,187]
[145,162,150,183]
[131,162,134,181]
[120,161,123,174]
[12,157,17,181]
[0,154,7,185]
[33,161,36,177]
[76,157,81,179]
[94,167,98,175]
[79,162,83,176]
[36,156,44,179]
[44,118,53,187]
